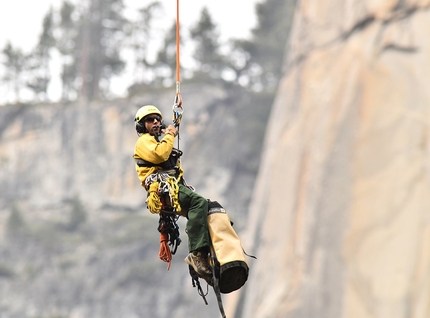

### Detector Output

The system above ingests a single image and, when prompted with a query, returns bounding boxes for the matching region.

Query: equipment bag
[207,200,249,294]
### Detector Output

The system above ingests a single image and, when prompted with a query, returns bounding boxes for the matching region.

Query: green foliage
[83,0,128,99]
[54,0,129,101]
[32,314,69,318]
[228,0,297,91]
[102,214,156,247]
[153,20,177,86]
[117,261,160,287]
[57,255,78,272]
[6,204,26,237]
[30,222,64,250]
[66,195,87,231]
[23,263,40,281]
[129,1,163,84]
[0,262,15,279]
[1,0,297,103]
[57,0,79,101]
[1,41,27,102]
[190,7,224,79]
[26,7,55,101]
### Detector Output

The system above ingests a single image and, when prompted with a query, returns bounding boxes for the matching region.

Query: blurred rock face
[239,1,430,318]
[0,83,260,317]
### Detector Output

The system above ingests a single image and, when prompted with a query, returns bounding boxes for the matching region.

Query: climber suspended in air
[131,1,252,317]
[133,104,213,282]
[132,103,251,314]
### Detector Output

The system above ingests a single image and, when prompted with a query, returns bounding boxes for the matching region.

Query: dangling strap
[188,265,209,305]
[210,245,226,318]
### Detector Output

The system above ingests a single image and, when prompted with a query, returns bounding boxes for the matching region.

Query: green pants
[178,184,210,252]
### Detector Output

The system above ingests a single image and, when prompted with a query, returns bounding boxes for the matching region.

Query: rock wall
[237,1,430,317]
[0,82,268,317]
[0,84,228,214]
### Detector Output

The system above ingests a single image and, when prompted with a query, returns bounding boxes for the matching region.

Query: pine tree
[75,0,128,100]
[129,1,162,84]
[27,7,55,101]
[189,7,224,80]
[153,20,177,86]
[57,0,79,101]
[6,204,26,238]
[228,0,296,91]
[1,41,27,103]
[67,195,87,231]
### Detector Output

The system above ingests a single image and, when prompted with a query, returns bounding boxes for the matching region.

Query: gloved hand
[164,125,178,137]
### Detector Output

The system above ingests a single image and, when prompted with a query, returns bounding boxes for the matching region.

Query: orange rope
[173,0,183,128]
[158,232,172,270]
[174,0,182,107]
[176,0,180,84]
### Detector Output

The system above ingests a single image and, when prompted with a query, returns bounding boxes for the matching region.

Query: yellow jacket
[133,133,176,187]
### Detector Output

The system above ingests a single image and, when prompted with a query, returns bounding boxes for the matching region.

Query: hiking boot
[185,250,212,278]
[188,265,214,287]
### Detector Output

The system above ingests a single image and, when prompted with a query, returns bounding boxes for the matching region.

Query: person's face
[144,114,162,136]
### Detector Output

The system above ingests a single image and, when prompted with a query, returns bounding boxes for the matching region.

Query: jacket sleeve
[134,133,175,164]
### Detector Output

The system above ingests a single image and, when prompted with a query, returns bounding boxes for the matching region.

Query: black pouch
[160,148,183,170]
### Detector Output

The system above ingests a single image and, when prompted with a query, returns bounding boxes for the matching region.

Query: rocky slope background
[237,1,430,318]
[2,0,430,317]
[0,82,272,317]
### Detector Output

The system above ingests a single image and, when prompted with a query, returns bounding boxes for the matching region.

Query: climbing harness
[145,173,181,215]
[135,148,183,170]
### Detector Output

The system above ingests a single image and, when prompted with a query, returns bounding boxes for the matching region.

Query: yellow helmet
[134,105,162,122]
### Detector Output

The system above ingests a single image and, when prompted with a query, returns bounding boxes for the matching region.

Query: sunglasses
[144,116,161,123]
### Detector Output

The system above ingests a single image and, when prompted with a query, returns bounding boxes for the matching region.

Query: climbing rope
[172,0,184,132]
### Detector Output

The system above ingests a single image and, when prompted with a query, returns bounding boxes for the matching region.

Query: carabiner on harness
[172,89,183,128]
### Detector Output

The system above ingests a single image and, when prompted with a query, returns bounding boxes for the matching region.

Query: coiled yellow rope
[146,181,162,214]
[146,177,182,214]
[166,177,181,213]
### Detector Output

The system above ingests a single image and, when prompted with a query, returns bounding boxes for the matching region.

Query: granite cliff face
[236,1,430,318]
[3,1,430,317]
[0,83,270,317]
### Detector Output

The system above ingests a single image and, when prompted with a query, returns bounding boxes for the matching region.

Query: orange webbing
[158,232,172,270]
